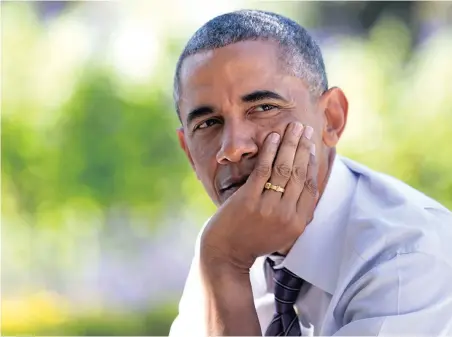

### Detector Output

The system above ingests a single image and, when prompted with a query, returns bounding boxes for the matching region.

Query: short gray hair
[173,9,328,117]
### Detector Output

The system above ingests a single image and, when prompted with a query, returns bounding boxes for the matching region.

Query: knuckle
[292,166,307,183]
[299,138,311,152]
[305,178,318,197]
[274,163,292,178]
[284,139,299,149]
[255,162,272,177]
[243,198,256,213]
[278,210,293,225]
[259,204,273,218]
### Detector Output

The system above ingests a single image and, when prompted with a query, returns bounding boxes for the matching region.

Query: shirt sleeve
[168,226,207,336]
[333,251,452,336]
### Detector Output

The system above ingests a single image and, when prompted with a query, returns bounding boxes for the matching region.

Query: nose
[216,121,258,164]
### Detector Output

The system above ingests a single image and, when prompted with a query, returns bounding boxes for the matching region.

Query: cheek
[190,140,219,178]
[254,110,300,142]
[190,140,220,202]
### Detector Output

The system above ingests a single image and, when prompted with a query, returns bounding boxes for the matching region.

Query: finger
[282,126,315,202]
[262,122,304,201]
[245,132,281,197]
[296,143,319,218]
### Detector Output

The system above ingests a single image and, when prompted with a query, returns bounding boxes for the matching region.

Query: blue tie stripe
[273,277,301,291]
[265,257,303,336]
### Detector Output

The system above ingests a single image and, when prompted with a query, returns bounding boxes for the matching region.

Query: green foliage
[331,18,452,209]
[1,5,202,227]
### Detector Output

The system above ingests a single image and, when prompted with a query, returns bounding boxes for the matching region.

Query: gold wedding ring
[264,182,285,193]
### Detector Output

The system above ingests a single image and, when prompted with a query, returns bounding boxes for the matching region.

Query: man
[169,9,452,336]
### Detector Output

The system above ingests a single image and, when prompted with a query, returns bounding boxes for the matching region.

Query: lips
[219,175,249,194]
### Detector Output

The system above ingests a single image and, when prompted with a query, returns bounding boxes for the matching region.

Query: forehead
[180,40,284,86]
[178,40,294,112]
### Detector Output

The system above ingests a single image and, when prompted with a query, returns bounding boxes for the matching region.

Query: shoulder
[330,158,452,330]
[339,156,452,271]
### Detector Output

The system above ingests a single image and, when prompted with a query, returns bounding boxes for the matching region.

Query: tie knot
[267,258,303,313]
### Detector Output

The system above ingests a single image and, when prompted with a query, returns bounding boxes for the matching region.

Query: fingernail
[310,143,316,156]
[270,132,280,143]
[304,126,314,140]
[292,122,303,136]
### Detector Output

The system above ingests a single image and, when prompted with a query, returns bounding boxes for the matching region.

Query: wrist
[200,248,250,282]
[199,239,256,274]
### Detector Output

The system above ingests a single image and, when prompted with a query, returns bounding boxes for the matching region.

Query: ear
[177,127,198,176]
[319,87,348,148]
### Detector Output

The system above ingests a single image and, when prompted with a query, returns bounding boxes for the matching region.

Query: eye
[195,118,220,130]
[253,104,277,112]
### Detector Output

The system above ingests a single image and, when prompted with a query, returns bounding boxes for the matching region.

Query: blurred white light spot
[110,23,159,83]
[29,17,93,127]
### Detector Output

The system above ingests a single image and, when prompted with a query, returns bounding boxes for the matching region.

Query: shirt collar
[267,155,358,295]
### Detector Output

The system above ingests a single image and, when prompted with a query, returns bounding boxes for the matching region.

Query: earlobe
[177,127,197,174]
[321,87,348,148]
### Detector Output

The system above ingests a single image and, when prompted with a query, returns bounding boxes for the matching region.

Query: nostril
[243,151,258,161]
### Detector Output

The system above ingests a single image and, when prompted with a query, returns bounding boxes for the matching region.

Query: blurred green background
[2,1,451,335]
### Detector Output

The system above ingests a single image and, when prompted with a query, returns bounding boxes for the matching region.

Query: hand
[200,122,319,271]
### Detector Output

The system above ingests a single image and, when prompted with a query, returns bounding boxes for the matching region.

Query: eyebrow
[241,90,288,103]
[186,105,214,126]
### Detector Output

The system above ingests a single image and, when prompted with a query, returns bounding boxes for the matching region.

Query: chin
[207,190,223,207]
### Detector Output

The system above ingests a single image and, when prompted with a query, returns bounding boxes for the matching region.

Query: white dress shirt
[169,155,452,336]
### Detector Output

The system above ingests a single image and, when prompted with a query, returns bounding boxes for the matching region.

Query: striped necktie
[265,257,304,336]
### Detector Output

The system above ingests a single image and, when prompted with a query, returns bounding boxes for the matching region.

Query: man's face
[177,40,344,206]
